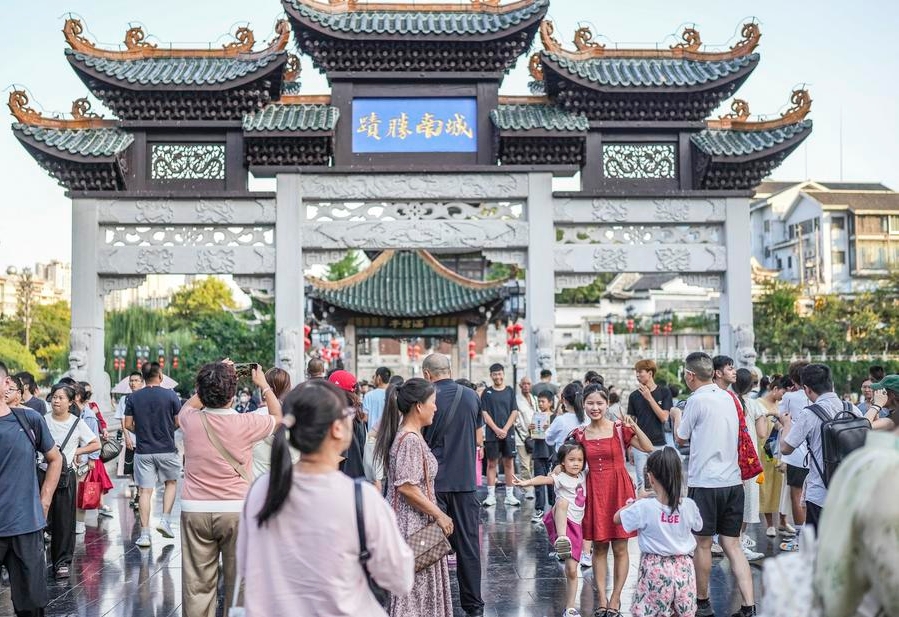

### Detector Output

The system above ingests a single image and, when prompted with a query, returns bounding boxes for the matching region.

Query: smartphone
[233,363,259,380]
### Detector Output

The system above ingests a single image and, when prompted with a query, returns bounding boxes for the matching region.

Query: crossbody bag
[199,411,251,482]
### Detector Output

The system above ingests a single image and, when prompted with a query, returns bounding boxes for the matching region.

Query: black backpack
[805,401,870,487]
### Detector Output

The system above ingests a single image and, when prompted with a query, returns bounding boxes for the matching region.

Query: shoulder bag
[199,411,251,482]
[726,391,763,480]
[393,433,453,573]
[354,478,391,609]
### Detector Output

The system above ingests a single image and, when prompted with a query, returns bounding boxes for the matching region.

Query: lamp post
[135,345,149,370]
[113,344,127,381]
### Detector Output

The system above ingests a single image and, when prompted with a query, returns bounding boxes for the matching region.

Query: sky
[1,0,897,269]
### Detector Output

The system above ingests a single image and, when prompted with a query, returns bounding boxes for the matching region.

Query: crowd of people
[1,350,898,617]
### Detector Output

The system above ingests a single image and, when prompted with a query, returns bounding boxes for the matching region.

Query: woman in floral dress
[373,378,454,617]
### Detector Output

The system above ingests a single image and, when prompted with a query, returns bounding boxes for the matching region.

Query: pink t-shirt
[238,471,414,617]
[179,405,275,511]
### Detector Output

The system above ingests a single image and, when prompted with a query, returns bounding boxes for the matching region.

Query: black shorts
[484,438,515,460]
[688,485,744,538]
[786,464,809,488]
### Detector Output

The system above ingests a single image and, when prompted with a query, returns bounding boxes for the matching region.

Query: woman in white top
[545,383,588,449]
[238,379,414,617]
[251,367,299,478]
[43,383,100,579]
[734,369,770,560]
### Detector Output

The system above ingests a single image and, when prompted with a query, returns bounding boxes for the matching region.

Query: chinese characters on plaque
[352,98,478,153]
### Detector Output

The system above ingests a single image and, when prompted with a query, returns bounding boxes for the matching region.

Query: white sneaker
[710,542,724,555]
[744,547,765,561]
[156,519,174,539]
[482,493,497,507]
[741,534,757,549]
[135,534,152,548]
[562,609,582,617]
[766,526,777,538]
[504,493,521,506]
[579,553,592,568]
[75,521,86,534]
[525,487,535,500]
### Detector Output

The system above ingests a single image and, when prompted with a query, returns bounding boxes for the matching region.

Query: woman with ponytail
[545,382,588,450]
[238,379,413,617]
[373,377,454,617]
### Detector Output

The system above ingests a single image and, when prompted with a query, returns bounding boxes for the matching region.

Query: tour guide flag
[352,97,478,153]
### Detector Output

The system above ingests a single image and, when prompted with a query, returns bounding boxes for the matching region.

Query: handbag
[726,391,763,480]
[77,466,102,510]
[354,478,391,609]
[100,437,121,463]
[393,433,452,573]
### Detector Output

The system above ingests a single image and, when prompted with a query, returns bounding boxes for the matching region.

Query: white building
[751,181,898,294]
[0,262,71,318]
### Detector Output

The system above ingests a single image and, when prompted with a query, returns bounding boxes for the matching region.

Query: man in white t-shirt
[672,352,756,617]
[776,362,810,548]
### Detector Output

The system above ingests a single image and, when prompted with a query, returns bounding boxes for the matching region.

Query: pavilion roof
[243,103,339,132]
[284,0,548,37]
[11,124,133,159]
[308,250,508,318]
[691,120,812,157]
[490,100,588,132]
[541,52,758,90]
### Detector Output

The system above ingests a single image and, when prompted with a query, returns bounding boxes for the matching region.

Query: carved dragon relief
[8,90,114,129]
[707,89,812,132]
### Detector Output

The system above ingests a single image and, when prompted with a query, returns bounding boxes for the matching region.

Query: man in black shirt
[481,363,519,507]
[422,353,485,617]
[627,359,672,491]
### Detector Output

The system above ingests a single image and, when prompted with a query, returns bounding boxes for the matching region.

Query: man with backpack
[0,361,63,616]
[780,363,867,531]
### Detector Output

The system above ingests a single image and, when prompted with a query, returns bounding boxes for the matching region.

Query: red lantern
[172,357,179,369]
[512,323,523,334]
[158,356,165,369]
[607,322,614,335]
[303,325,312,351]
[665,322,673,336]
[626,319,635,333]
[653,323,661,336]
[468,340,476,359]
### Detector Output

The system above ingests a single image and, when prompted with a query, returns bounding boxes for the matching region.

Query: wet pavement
[1,478,771,617]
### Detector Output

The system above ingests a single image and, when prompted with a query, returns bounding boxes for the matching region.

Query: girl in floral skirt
[514,441,587,617]
[615,447,703,617]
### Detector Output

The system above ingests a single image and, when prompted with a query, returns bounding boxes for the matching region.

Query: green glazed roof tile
[66,49,282,87]
[243,104,339,132]
[286,0,548,35]
[544,52,758,88]
[491,103,588,132]
[309,250,506,317]
[280,81,304,96]
[12,123,133,158]
[691,120,812,157]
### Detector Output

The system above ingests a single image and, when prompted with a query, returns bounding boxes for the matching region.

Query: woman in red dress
[572,383,653,617]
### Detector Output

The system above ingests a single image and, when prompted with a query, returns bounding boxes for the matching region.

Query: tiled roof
[816,182,892,192]
[309,250,507,317]
[691,120,812,157]
[285,0,548,36]
[243,104,339,132]
[280,81,304,96]
[66,49,283,87]
[491,104,588,132]
[543,52,758,88]
[12,123,133,158]
[804,191,899,212]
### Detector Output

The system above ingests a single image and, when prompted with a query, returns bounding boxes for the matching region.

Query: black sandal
[592,609,608,617]
[605,609,622,617]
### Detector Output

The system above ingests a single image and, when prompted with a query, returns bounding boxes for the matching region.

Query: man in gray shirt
[781,363,862,531]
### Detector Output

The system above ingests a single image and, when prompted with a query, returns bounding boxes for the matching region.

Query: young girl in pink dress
[514,441,588,617]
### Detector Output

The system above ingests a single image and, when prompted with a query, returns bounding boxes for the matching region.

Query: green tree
[325,251,363,281]
[0,338,40,375]
[555,274,615,304]
[753,279,802,354]
[0,300,71,370]
[168,278,237,321]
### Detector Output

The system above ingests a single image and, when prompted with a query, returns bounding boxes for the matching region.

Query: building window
[833,250,846,265]
[602,144,676,179]
[765,248,771,258]
[150,144,226,181]
[787,256,793,268]
[831,217,845,230]
[763,220,771,233]
[891,215,899,234]
[776,258,783,269]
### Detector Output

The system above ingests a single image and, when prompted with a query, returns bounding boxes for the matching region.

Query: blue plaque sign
[352,97,478,153]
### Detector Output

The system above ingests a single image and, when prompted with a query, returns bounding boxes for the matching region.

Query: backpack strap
[10,408,38,451]
[425,384,464,449]
[354,478,381,599]
[803,404,829,482]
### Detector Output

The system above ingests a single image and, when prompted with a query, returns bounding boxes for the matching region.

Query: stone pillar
[275,174,304,385]
[70,199,111,412]
[720,196,756,368]
[526,172,556,381]
[344,322,357,376]
[456,323,468,380]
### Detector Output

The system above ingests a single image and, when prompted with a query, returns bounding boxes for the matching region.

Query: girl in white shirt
[615,447,703,617]
[514,441,588,617]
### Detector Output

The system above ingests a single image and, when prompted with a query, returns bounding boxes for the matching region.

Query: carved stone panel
[554,274,598,293]
[234,276,275,295]
[482,250,527,266]
[554,245,728,273]
[556,225,722,245]
[304,221,529,250]
[682,274,724,290]
[554,198,727,224]
[103,226,274,247]
[305,200,524,222]
[304,251,349,269]
[151,144,225,180]
[96,199,276,225]
[602,144,676,179]
[99,276,147,296]
[298,174,529,201]
[97,247,276,275]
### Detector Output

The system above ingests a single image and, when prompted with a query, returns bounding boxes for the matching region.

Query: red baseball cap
[328,370,357,393]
